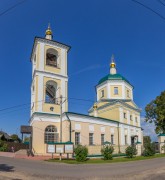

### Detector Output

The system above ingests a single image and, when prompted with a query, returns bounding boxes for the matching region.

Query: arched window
[45,80,57,104]
[44,125,59,143]
[46,48,58,67]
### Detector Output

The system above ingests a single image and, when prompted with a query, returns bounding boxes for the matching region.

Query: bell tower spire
[45,23,53,40]
[110,54,117,75]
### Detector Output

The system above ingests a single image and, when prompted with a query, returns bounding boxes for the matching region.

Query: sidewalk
[0,152,15,158]
[0,151,52,161]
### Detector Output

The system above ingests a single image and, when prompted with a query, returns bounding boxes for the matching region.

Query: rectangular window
[44,133,59,143]
[89,133,94,145]
[123,112,126,119]
[130,115,132,121]
[114,87,118,95]
[75,132,80,145]
[135,117,138,123]
[101,134,104,145]
[101,90,104,98]
[125,135,127,145]
[127,90,130,98]
[111,135,114,144]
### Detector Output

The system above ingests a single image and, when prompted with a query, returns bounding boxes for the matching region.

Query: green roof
[158,134,165,137]
[98,73,133,87]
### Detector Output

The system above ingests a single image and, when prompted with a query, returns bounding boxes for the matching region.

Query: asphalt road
[0,156,165,180]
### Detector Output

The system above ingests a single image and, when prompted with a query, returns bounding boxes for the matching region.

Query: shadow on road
[0,164,14,172]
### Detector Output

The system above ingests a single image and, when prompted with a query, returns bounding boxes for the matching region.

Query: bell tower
[30,24,71,117]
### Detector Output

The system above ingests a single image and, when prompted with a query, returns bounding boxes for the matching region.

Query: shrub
[101,145,114,160]
[74,145,88,162]
[125,146,137,158]
[0,141,8,152]
[143,139,155,157]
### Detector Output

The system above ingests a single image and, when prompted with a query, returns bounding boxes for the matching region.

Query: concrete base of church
[86,145,128,155]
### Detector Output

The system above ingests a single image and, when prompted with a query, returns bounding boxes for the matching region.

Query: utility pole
[60,95,63,142]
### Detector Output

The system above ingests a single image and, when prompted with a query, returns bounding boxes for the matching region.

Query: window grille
[44,125,59,143]
[89,133,94,145]
[101,134,104,145]
[123,113,126,119]
[111,134,114,144]
[75,132,80,145]
[114,87,118,95]
[125,135,127,145]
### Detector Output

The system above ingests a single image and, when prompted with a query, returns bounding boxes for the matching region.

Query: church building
[29,25,143,155]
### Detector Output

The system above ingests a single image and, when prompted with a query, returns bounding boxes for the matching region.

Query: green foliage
[143,143,155,156]
[161,145,165,153]
[143,136,155,156]
[74,145,88,162]
[145,91,165,134]
[101,145,114,160]
[125,146,137,158]
[0,140,8,152]
[143,136,151,144]
[10,134,21,143]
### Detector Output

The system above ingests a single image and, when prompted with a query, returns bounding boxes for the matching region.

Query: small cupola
[110,54,117,75]
[45,23,53,40]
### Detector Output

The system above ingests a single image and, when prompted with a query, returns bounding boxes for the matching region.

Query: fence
[4,142,29,152]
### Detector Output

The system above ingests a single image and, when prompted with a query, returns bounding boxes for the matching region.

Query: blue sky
[0,0,164,140]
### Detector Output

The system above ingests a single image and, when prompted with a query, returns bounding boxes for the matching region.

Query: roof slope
[98,73,133,87]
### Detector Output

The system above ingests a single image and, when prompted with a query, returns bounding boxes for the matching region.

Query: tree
[143,136,155,156]
[143,136,151,145]
[145,91,165,134]
[10,134,21,143]
[0,140,8,152]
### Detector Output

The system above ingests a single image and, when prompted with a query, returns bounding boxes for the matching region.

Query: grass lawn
[47,153,165,164]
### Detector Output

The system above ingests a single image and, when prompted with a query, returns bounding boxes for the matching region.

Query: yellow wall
[97,106,120,121]
[70,120,119,146]
[98,87,107,99]
[110,85,122,98]
[32,121,60,155]
[32,120,121,155]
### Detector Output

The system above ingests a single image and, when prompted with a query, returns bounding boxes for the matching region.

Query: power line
[69,97,94,103]
[0,0,27,18]
[0,98,93,119]
[132,0,165,20]
[158,0,165,7]
[0,96,94,113]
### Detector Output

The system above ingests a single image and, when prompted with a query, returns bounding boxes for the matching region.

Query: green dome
[98,73,132,86]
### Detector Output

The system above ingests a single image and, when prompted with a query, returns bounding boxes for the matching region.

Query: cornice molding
[96,79,134,89]
[31,70,68,84]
